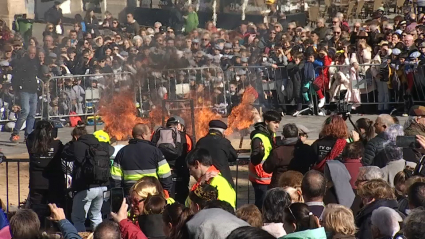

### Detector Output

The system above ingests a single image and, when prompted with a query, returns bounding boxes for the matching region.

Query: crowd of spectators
[1,1,425,127]
[1,109,425,239]
[2,1,425,239]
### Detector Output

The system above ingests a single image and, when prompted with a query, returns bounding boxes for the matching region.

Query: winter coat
[362,132,388,167]
[381,160,406,187]
[196,131,238,189]
[343,158,362,189]
[355,199,405,239]
[263,137,297,189]
[119,219,148,239]
[11,56,40,93]
[61,134,114,193]
[27,137,65,194]
[138,214,166,239]
[311,137,344,165]
[186,208,249,239]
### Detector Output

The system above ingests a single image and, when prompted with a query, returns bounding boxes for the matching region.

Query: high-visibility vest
[249,133,273,185]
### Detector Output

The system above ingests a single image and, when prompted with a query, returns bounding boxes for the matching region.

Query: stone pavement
[0,114,407,159]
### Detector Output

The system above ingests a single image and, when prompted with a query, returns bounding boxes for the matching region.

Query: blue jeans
[376,80,389,111]
[13,91,38,136]
[71,186,107,232]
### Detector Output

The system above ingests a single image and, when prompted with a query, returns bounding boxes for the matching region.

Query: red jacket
[119,219,148,239]
[343,158,362,189]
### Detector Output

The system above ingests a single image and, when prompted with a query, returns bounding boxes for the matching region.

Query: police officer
[196,120,238,189]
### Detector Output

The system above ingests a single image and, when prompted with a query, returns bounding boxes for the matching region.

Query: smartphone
[110,187,124,213]
[396,136,421,148]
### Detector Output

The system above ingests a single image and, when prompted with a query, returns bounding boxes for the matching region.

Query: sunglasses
[334,31,341,34]
[202,38,209,41]
[132,198,146,206]
[48,27,54,30]
[332,21,338,24]
[113,22,118,24]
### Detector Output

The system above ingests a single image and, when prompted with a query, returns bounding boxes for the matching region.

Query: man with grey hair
[362,114,395,166]
[381,124,409,186]
[356,166,385,188]
[314,18,328,40]
[371,207,403,238]
[403,208,425,239]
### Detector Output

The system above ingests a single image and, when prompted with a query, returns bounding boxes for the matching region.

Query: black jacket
[138,214,166,239]
[62,134,114,193]
[44,6,63,25]
[286,61,304,103]
[196,130,238,189]
[288,141,316,174]
[355,199,405,239]
[27,137,65,192]
[311,137,343,165]
[362,132,388,167]
[250,122,274,166]
[11,56,40,93]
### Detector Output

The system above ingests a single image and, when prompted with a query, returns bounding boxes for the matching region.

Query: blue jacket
[58,219,82,239]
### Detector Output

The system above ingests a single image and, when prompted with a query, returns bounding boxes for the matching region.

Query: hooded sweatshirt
[186,208,249,239]
[324,161,355,208]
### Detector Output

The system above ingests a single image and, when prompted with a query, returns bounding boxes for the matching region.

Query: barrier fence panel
[43,72,134,122]
[1,156,253,212]
[1,159,30,213]
[140,67,227,115]
[0,79,44,126]
[315,63,425,114]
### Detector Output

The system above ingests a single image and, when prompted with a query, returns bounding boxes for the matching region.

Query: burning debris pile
[99,90,143,141]
[99,86,260,143]
[225,86,261,136]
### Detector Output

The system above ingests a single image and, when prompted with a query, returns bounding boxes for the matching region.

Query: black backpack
[82,143,111,185]
[153,127,182,162]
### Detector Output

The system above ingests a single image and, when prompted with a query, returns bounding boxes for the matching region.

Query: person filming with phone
[404,106,425,163]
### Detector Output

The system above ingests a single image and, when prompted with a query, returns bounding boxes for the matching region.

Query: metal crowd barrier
[1,155,253,212]
[0,80,44,125]
[139,67,227,114]
[43,72,134,121]
[1,159,29,213]
[315,63,425,110]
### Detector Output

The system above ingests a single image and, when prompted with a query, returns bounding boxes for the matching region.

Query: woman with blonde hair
[129,176,174,224]
[322,204,356,239]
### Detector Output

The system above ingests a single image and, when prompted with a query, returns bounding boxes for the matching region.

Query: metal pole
[17,162,20,207]
[162,100,166,127]
[190,99,196,142]
[6,160,9,212]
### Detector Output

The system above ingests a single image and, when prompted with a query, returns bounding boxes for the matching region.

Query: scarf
[191,165,220,191]
[313,139,347,172]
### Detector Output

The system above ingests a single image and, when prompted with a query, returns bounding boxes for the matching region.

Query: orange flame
[99,91,143,141]
[225,86,259,135]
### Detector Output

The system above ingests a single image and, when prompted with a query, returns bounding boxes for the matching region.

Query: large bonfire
[99,86,260,141]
